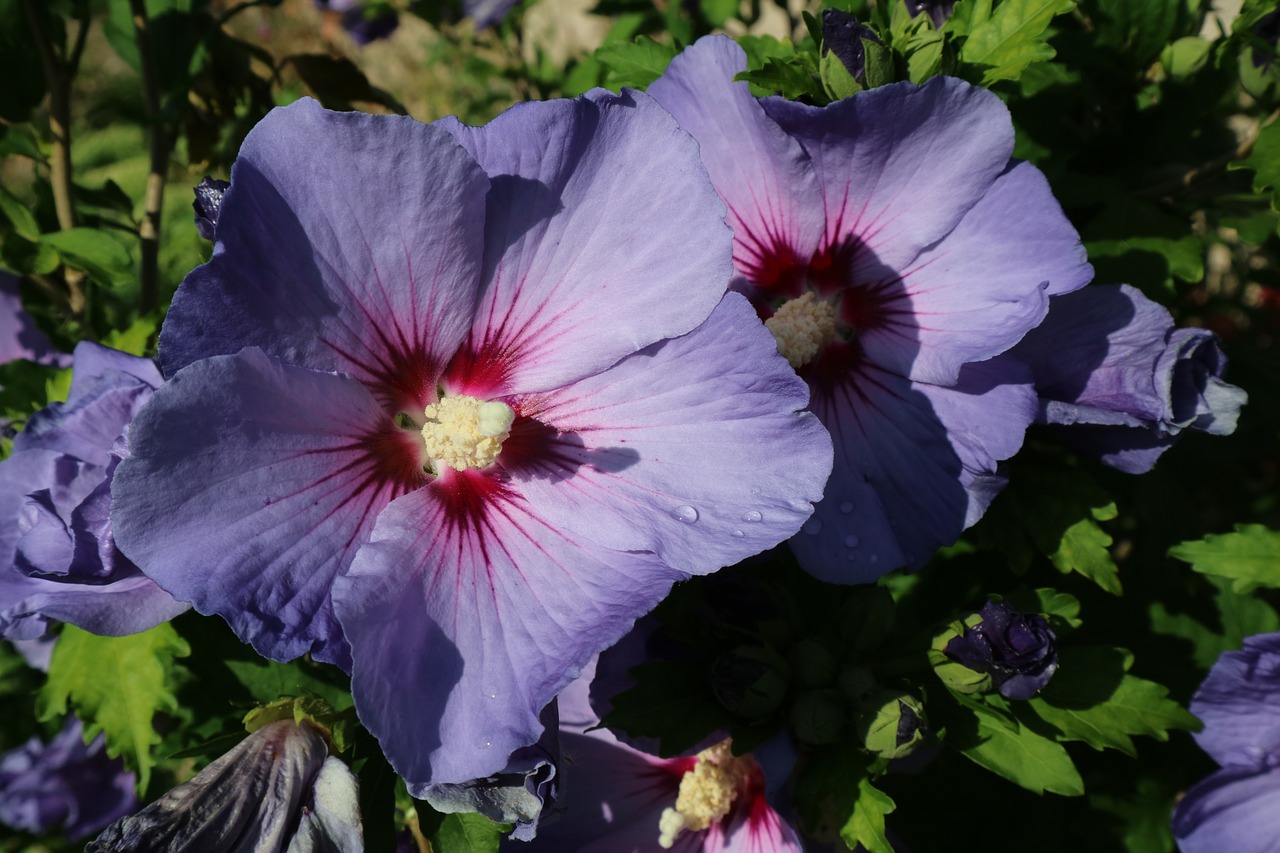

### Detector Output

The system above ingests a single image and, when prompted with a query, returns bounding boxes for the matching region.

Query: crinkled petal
[1190,632,1280,767]
[333,477,688,788]
[284,756,364,853]
[159,98,488,417]
[15,365,157,465]
[1172,762,1280,853]
[64,342,162,405]
[0,567,189,638]
[436,88,734,397]
[760,76,1014,281]
[507,294,831,574]
[880,161,1091,385]
[112,348,424,667]
[647,36,825,291]
[792,358,1034,582]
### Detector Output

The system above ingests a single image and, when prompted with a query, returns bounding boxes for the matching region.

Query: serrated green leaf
[821,48,862,99]
[101,315,158,358]
[432,812,509,853]
[959,0,1073,84]
[839,775,897,853]
[40,228,134,286]
[38,623,190,792]
[1149,575,1280,672]
[1028,646,1199,756]
[223,656,353,711]
[1234,122,1280,208]
[958,702,1084,795]
[1052,514,1122,594]
[594,37,678,90]
[1032,588,1083,628]
[1171,524,1280,593]
[906,30,946,82]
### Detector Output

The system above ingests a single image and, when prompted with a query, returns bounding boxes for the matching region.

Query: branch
[129,0,168,316]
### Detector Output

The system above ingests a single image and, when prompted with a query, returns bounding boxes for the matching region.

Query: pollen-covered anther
[421,396,515,472]
[765,291,838,368]
[657,739,750,849]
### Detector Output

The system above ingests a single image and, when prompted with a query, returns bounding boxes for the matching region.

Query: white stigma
[657,740,751,849]
[765,291,838,368]
[421,395,515,473]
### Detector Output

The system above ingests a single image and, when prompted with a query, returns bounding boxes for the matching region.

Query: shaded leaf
[1171,524,1280,593]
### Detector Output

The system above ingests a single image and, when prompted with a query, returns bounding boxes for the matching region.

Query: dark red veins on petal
[326,335,442,417]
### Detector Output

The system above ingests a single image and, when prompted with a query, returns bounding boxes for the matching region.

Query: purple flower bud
[821,10,880,84]
[944,600,1058,700]
[0,718,137,840]
[192,177,229,241]
[904,0,956,28]
[86,719,361,852]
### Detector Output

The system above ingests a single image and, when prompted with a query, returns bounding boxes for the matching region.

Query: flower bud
[939,600,1059,699]
[855,689,926,760]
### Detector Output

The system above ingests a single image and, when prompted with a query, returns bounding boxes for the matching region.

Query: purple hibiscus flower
[0,717,137,841]
[647,36,1093,583]
[516,660,802,853]
[0,342,189,639]
[88,719,361,852]
[1,271,69,369]
[110,95,832,793]
[1004,283,1246,474]
[1173,632,1280,852]
[942,600,1058,699]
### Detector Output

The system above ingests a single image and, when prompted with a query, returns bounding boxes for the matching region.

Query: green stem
[129,0,168,315]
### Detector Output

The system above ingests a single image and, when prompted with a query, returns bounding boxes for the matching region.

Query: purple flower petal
[192,177,229,241]
[0,272,68,368]
[334,482,688,787]
[437,89,735,397]
[112,348,425,667]
[1190,632,1280,768]
[1173,762,1280,853]
[509,294,830,574]
[647,37,826,295]
[159,98,488,414]
[463,0,520,28]
[791,358,1035,580]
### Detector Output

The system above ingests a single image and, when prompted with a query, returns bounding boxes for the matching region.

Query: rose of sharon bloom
[1173,633,1280,852]
[647,36,1093,583]
[942,600,1058,700]
[1003,283,1246,474]
[0,717,136,841]
[88,719,361,852]
[0,342,188,639]
[111,96,831,791]
[516,662,801,853]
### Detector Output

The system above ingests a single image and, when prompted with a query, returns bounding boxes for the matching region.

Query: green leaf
[222,656,353,712]
[430,812,509,853]
[38,623,190,792]
[957,702,1084,795]
[1149,576,1280,672]
[0,185,40,241]
[1052,511,1122,595]
[839,775,897,853]
[594,36,678,90]
[1028,647,1199,756]
[40,228,134,286]
[821,49,862,100]
[101,315,158,357]
[1232,121,1280,208]
[1171,524,1280,593]
[959,0,1074,84]
[602,662,726,756]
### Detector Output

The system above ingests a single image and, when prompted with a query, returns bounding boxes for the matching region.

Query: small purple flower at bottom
[87,719,361,852]
[0,717,136,841]
[942,600,1058,700]
[0,342,188,640]
[1172,632,1280,852]
[1005,284,1246,474]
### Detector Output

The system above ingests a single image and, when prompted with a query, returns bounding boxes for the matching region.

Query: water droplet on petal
[839,501,854,514]
[483,686,498,700]
[868,553,879,564]
[742,510,763,523]
[732,530,745,538]
[844,534,860,548]
[803,518,823,535]
[750,487,761,496]
[479,740,492,750]
[671,505,699,523]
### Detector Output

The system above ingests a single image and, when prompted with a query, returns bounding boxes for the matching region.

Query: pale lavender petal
[1190,632,1280,768]
[647,36,825,292]
[333,477,689,788]
[792,358,1035,582]
[0,569,190,638]
[718,793,804,853]
[160,98,488,418]
[0,271,68,368]
[112,348,425,667]
[436,88,734,397]
[284,756,364,853]
[506,294,831,574]
[1172,763,1280,853]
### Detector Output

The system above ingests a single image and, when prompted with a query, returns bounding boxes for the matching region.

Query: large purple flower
[1004,283,1246,474]
[647,37,1093,582]
[111,96,831,790]
[0,342,189,639]
[0,717,136,841]
[1173,632,1280,852]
